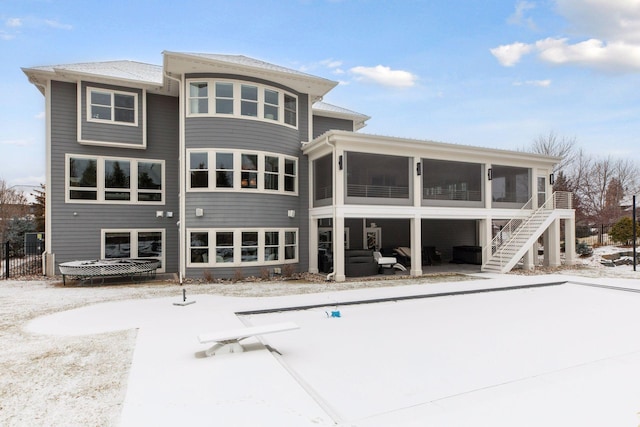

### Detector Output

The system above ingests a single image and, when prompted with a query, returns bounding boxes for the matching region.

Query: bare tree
[530,130,577,173]
[0,179,29,243]
[571,155,640,224]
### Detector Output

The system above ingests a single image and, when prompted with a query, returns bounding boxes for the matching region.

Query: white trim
[101,228,166,273]
[86,86,139,126]
[65,153,165,205]
[77,84,147,149]
[185,78,298,129]
[187,228,298,268]
[186,149,298,195]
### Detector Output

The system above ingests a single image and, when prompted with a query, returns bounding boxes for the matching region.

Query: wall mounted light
[287,209,296,218]
[338,155,343,170]
[416,162,422,176]
[550,173,555,185]
[195,208,204,217]
[156,211,164,218]
[487,168,493,180]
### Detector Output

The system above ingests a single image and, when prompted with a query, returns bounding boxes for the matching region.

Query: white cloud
[513,79,551,87]
[320,59,343,68]
[44,19,73,30]
[349,65,417,88]
[0,31,15,40]
[508,1,537,29]
[490,42,534,66]
[35,111,46,120]
[493,0,640,72]
[6,18,22,27]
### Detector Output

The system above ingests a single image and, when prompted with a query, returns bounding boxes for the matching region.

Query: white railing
[347,184,409,199]
[484,192,571,270]
[554,191,572,209]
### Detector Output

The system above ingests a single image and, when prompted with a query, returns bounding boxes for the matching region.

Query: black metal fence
[576,224,619,246]
[1,240,45,279]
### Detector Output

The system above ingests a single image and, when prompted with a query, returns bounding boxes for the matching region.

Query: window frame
[185,79,298,129]
[187,228,298,267]
[66,154,165,204]
[87,87,138,126]
[101,228,165,272]
[186,149,298,195]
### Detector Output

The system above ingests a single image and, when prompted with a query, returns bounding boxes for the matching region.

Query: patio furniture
[198,322,300,356]
[423,246,442,265]
[452,245,482,264]
[344,249,378,277]
[59,258,160,285]
[373,251,407,273]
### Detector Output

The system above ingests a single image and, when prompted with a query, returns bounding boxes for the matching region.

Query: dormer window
[88,87,137,125]
[186,79,298,128]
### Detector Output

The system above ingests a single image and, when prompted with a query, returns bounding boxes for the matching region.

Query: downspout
[34,80,52,275]
[324,134,337,281]
[164,71,185,285]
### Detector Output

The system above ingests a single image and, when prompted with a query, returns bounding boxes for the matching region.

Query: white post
[410,215,423,276]
[564,216,576,266]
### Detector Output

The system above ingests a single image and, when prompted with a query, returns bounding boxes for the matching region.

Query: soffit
[163,51,338,101]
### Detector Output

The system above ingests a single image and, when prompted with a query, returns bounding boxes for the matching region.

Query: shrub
[233,268,244,282]
[203,269,214,282]
[282,264,295,278]
[609,217,635,245]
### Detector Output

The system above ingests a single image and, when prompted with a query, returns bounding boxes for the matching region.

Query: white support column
[546,218,561,267]
[479,218,492,264]
[410,215,423,276]
[564,216,576,266]
[334,214,346,282]
[308,217,319,274]
[522,247,535,270]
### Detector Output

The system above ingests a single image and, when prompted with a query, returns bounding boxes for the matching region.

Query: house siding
[183,76,310,279]
[80,82,145,147]
[313,115,353,138]
[49,80,179,273]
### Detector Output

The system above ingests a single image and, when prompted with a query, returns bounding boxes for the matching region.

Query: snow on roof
[312,101,369,119]
[175,52,320,80]
[26,60,163,85]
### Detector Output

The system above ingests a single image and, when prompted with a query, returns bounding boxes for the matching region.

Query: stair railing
[484,192,572,270]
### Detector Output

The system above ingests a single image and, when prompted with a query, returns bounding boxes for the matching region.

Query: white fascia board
[313,130,561,168]
[163,51,337,99]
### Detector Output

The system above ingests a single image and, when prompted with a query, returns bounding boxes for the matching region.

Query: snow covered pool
[243,282,640,426]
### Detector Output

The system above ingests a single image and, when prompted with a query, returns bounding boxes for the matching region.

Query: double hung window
[188,150,297,194]
[186,79,298,128]
[189,83,208,114]
[215,83,234,114]
[88,88,137,125]
[188,229,298,267]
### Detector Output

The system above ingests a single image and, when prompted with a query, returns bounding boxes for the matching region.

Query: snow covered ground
[3,249,640,426]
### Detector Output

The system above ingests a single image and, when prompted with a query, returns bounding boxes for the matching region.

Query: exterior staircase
[482,192,571,274]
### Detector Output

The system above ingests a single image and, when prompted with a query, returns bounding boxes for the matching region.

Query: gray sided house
[23,52,576,282]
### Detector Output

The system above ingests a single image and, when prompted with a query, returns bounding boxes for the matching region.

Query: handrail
[484,192,572,270]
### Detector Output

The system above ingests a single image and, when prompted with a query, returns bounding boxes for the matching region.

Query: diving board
[198,322,300,357]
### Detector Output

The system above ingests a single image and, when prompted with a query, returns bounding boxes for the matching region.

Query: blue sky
[3,0,640,190]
